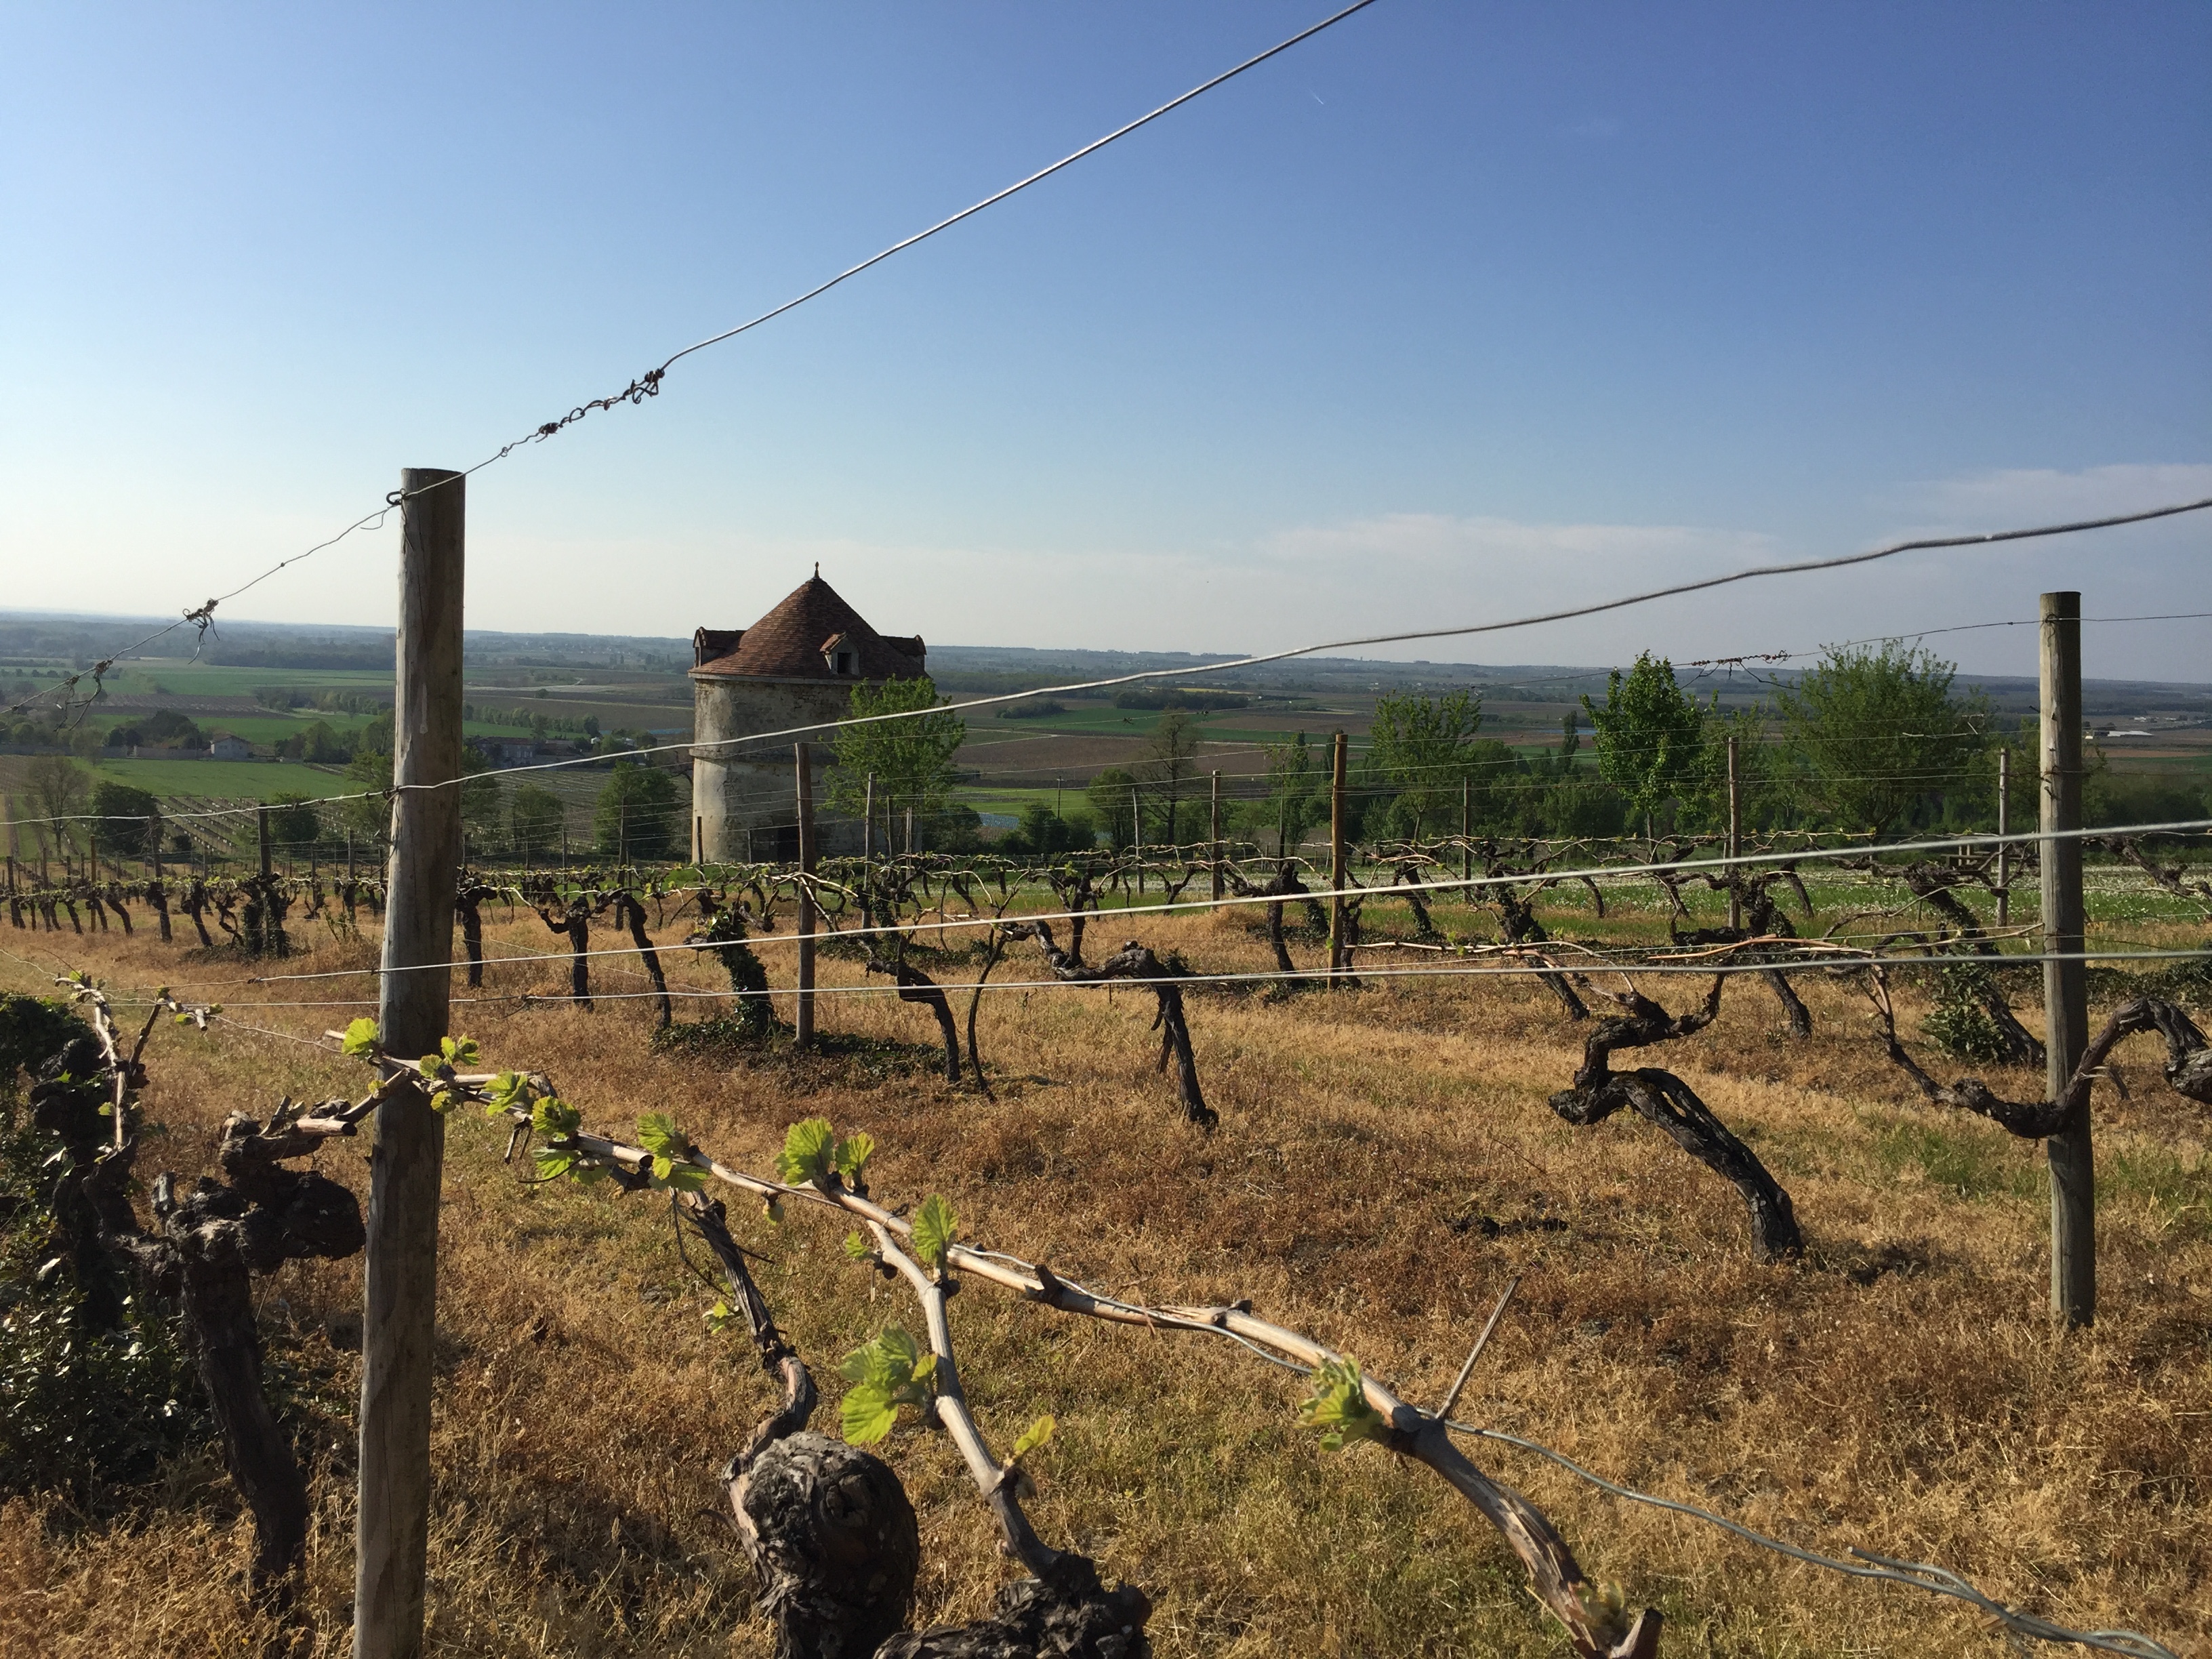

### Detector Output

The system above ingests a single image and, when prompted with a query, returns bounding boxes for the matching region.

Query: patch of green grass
[2100,1145,2212,1242]
[87,758,358,798]
[1870,1118,2041,1203]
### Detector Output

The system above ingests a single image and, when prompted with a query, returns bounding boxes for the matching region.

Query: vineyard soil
[2,897,2207,1658]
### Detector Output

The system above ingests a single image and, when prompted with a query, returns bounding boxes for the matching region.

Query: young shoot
[636,1111,705,1191]
[839,1325,937,1445]
[775,1117,874,1191]
[1299,1355,1389,1452]
[912,1193,958,1275]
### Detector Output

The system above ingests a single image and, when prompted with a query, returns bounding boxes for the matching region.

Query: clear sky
[5,2,2209,681]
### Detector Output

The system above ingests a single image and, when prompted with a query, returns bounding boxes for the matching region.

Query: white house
[209,734,251,760]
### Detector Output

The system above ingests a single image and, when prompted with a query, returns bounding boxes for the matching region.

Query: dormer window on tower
[821,632,859,676]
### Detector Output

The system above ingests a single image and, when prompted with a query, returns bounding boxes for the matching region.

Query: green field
[85,758,359,799]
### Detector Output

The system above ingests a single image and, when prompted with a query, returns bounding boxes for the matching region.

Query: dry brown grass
[2,894,2207,1658]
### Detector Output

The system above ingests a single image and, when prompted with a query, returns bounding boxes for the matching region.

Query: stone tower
[689,573,924,861]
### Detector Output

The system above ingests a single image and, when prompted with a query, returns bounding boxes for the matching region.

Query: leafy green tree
[1261,733,1321,855]
[299,720,350,763]
[1681,704,1776,832]
[1000,802,1095,854]
[826,677,966,842]
[509,783,565,859]
[459,747,503,847]
[1138,709,1202,844]
[1582,654,1711,838]
[265,794,322,855]
[1776,642,1986,834]
[89,781,159,859]
[594,760,678,858]
[24,754,89,859]
[1368,691,1485,840]
[338,750,390,843]
[1088,767,1141,848]
[926,801,985,853]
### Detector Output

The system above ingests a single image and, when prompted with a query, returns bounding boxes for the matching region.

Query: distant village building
[691,572,924,861]
[208,733,251,760]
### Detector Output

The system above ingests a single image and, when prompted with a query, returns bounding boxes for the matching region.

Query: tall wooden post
[904,806,915,857]
[862,773,875,863]
[1209,771,1223,905]
[2040,591,2091,1328]
[1725,736,1742,931]
[1460,777,1471,886]
[794,743,817,1046]
[150,819,170,941]
[355,467,464,1659]
[1327,731,1348,983]
[258,804,272,882]
[1995,746,2011,928]
[1131,785,1143,895]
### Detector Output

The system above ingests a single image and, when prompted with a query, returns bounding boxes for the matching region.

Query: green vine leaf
[634,1112,704,1190]
[703,1300,741,1336]
[1010,1414,1054,1462]
[340,1017,380,1058]
[1006,1413,1055,1498]
[532,1097,581,1139]
[842,1231,874,1263]
[481,1069,531,1118]
[1298,1355,1388,1452]
[912,1193,958,1273]
[838,1325,936,1445]
[833,1130,876,1187]
[532,1145,602,1183]
[776,1118,837,1186]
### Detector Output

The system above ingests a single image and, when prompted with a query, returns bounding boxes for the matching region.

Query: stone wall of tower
[689,676,867,861]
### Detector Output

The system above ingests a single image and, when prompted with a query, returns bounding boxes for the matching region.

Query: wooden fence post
[863,772,875,863]
[150,818,170,941]
[1131,785,1143,894]
[1328,731,1348,983]
[794,743,816,1046]
[1725,736,1742,931]
[1996,745,2011,928]
[1460,777,1471,887]
[2040,591,2092,1328]
[354,466,465,1659]
[258,804,272,883]
[1209,771,1223,905]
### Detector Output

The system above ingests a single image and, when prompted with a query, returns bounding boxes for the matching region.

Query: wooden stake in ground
[1460,777,1471,886]
[795,742,817,1046]
[1996,745,2011,928]
[1725,736,1741,931]
[1328,731,1348,983]
[2040,590,2092,1327]
[1209,769,1223,905]
[355,466,465,1659]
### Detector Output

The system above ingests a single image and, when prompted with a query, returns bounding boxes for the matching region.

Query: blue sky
[5,2,2208,680]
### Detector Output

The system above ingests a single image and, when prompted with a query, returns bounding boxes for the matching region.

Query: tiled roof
[693,575,924,682]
